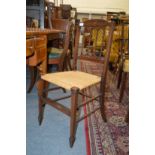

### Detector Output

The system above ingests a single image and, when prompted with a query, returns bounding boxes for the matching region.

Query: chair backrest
[51,19,72,52]
[117,19,129,63]
[73,19,115,79]
[60,4,72,19]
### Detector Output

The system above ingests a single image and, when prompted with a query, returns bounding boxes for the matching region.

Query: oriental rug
[80,60,129,155]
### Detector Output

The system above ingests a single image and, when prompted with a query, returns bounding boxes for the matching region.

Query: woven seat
[41,71,101,90]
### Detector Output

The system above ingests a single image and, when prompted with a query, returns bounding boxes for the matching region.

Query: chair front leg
[70,87,79,147]
[36,79,49,125]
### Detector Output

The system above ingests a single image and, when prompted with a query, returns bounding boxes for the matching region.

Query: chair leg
[27,66,37,93]
[119,72,127,103]
[99,78,107,122]
[36,79,49,125]
[125,109,129,124]
[69,87,79,147]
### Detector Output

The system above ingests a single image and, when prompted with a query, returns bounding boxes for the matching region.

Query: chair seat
[48,53,61,59]
[48,47,63,54]
[123,59,129,72]
[41,71,101,90]
[48,47,64,59]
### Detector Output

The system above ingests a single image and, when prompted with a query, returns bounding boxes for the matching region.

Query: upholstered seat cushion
[48,53,61,59]
[41,71,101,90]
[123,59,129,72]
[48,47,63,54]
[102,42,119,63]
[91,28,120,63]
[48,47,63,59]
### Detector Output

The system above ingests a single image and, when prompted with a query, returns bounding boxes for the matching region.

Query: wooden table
[26,28,65,92]
[26,28,64,37]
[26,27,65,75]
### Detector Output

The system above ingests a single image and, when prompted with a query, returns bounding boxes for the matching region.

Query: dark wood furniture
[26,28,64,36]
[47,19,72,72]
[107,11,126,24]
[26,28,65,92]
[26,0,44,28]
[45,1,77,58]
[36,19,115,147]
[115,18,129,123]
[116,19,129,93]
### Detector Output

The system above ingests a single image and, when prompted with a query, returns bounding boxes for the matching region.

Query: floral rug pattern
[80,60,129,155]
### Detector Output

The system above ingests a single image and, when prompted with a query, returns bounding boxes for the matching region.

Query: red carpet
[80,60,129,155]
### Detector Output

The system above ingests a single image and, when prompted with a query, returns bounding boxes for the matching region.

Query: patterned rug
[79,60,129,155]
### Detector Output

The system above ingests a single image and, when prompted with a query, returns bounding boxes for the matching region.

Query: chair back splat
[36,19,115,148]
[73,19,115,79]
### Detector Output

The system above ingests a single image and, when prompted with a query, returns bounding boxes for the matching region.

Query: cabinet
[26,0,44,28]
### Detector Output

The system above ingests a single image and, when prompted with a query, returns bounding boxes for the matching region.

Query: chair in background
[47,19,72,72]
[116,19,129,90]
[107,11,126,24]
[112,18,129,125]
[119,58,129,102]
[36,19,115,147]
[45,1,77,59]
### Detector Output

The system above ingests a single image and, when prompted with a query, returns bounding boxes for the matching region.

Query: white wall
[50,0,129,14]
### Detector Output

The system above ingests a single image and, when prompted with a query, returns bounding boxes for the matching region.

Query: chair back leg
[99,76,107,122]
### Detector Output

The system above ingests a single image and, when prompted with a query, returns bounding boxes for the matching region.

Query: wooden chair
[119,58,129,102]
[45,1,77,59]
[115,20,129,123]
[36,19,115,147]
[116,19,129,90]
[47,19,72,72]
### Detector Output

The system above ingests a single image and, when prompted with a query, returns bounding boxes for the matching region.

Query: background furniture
[116,18,129,89]
[26,35,47,92]
[26,0,44,28]
[47,19,72,72]
[26,28,64,93]
[45,1,77,58]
